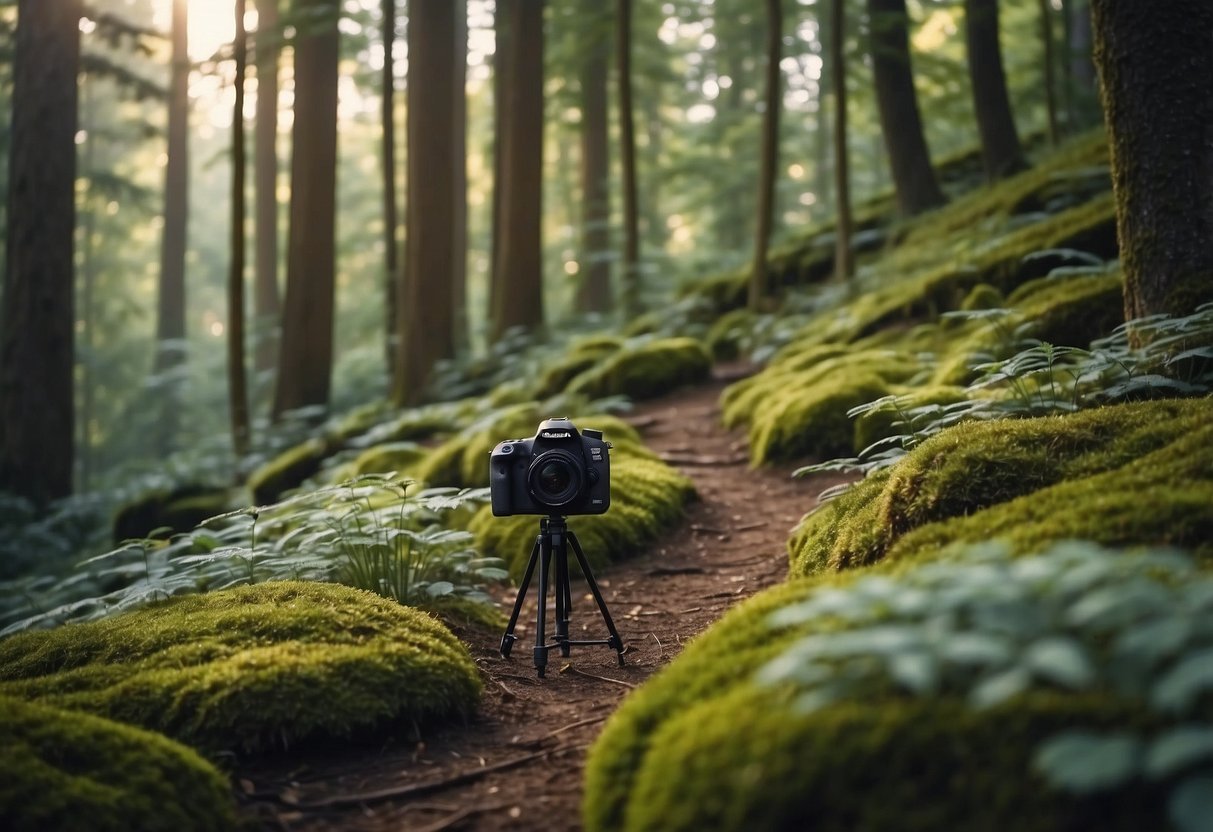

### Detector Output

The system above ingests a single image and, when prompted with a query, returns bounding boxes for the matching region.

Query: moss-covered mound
[566,337,713,402]
[789,397,1213,575]
[0,695,236,832]
[533,336,625,399]
[0,581,481,754]
[247,437,330,504]
[322,441,428,485]
[112,485,231,543]
[469,454,697,579]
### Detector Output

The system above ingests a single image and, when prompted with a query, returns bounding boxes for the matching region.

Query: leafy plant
[759,541,1213,832]
[0,476,505,635]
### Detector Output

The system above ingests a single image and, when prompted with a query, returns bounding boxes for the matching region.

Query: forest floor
[235,367,849,831]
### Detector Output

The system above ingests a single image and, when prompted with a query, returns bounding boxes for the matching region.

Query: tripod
[500,515,625,677]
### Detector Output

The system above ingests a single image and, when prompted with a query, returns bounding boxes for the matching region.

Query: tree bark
[1091,0,1213,322]
[254,0,281,376]
[1063,0,1099,130]
[381,0,399,377]
[156,0,189,374]
[0,0,81,505]
[574,4,612,315]
[617,0,641,318]
[964,0,1026,180]
[450,0,469,354]
[488,5,511,328]
[228,0,251,456]
[830,0,854,281]
[1037,0,1059,144]
[395,0,460,405]
[272,0,339,419]
[748,0,782,311]
[490,0,545,342]
[869,0,945,217]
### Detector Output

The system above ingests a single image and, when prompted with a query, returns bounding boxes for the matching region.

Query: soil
[236,368,850,831]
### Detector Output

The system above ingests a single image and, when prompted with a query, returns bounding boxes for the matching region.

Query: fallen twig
[560,666,638,689]
[541,714,610,740]
[409,801,513,832]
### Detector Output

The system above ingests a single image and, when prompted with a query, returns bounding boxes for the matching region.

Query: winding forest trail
[237,369,848,831]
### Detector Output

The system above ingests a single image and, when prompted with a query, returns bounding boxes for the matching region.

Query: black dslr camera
[489,417,611,516]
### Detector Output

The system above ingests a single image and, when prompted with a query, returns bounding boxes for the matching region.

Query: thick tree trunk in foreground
[1091,0,1213,322]
[490,0,545,342]
[273,0,339,418]
[748,0,782,310]
[0,0,81,505]
[964,0,1026,180]
[575,4,612,315]
[869,0,945,217]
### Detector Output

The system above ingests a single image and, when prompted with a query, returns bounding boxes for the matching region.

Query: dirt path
[237,371,845,831]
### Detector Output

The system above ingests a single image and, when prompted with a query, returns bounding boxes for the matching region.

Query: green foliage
[111,485,232,543]
[1,479,501,634]
[533,336,625,399]
[469,454,696,579]
[0,695,237,832]
[0,581,482,754]
[789,398,1213,575]
[247,437,331,505]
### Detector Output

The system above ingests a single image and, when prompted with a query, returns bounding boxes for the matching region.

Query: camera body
[489,417,611,516]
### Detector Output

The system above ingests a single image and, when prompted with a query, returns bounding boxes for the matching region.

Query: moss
[850,385,971,454]
[531,337,625,399]
[567,338,713,402]
[724,350,923,464]
[788,398,1213,575]
[0,581,481,754]
[469,454,696,579]
[0,695,237,832]
[1006,270,1125,348]
[112,486,231,543]
[705,308,759,362]
[324,441,428,484]
[247,437,330,504]
[611,689,1159,832]
[960,282,1004,311]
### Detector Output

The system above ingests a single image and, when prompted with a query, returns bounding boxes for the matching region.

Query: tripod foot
[500,634,516,659]
[610,635,626,667]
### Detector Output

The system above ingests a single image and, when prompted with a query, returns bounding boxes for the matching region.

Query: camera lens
[527,451,583,508]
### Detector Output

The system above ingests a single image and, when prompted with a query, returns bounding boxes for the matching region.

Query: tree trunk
[490,0,545,342]
[0,0,81,505]
[450,0,469,354]
[1063,0,1099,130]
[381,0,399,377]
[869,0,945,217]
[228,0,251,456]
[964,0,1026,180]
[1037,0,1059,144]
[1091,0,1213,323]
[156,0,189,374]
[574,4,612,315]
[395,0,460,405]
[272,0,339,419]
[830,0,854,281]
[748,0,782,311]
[254,0,281,377]
[617,0,641,318]
[488,5,511,328]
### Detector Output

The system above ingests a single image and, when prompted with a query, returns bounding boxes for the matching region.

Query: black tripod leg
[534,532,553,677]
[500,537,541,658]
[568,531,626,666]
[554,532,571,657]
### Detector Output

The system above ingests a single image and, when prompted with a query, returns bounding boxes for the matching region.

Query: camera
[489,417,611,516]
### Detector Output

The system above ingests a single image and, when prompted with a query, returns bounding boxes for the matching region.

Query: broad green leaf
[1144,726,1213,779]
[1033,732,1142,793]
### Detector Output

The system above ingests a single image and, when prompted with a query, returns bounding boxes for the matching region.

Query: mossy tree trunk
[0,0,81,505]
[489,0,545,341]
[1091,0,1213,322]
[253,0,282,378]
[964,0,1027,180]
[831,0,854,281]
[869,0,945,218]
[575,3,612,315]
[396,0,461,405]
[272,0,339,419]
[617,0,641,318]
[228,0,251,456]
[748,0,782,311]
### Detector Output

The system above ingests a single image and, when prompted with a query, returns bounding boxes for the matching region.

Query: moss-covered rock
[705,308,759,362]
[533,337,625,399]
[1006,270,1124,348]
[112,486,231,543]
[0,695,237,832]
[959,282,1004,311]
[469,454,696,579]
[789,397,1213,575]
[323,441,428,485]
[0,581,481,754]
[247,437,330,504]
[567,338,713,402]
[850,385,971,454]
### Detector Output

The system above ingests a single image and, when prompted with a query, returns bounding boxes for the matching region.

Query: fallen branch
[659,452,748,466]
[541,714,610,740]
[560,666,637,689]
